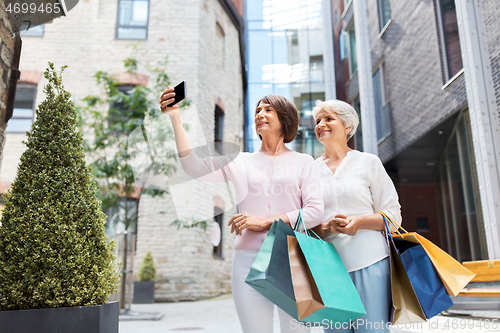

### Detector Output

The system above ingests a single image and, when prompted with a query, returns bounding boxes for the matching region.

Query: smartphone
[167,81,186,107]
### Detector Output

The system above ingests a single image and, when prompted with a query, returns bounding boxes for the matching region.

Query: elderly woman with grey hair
[311,100,402,333]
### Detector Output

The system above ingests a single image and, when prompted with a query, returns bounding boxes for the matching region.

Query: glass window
[214,107,224,143]
[339,31,348,61]
[373,64,391,141]
[438,0,463,79]
[349,23,357,75]
[245,0,327,154]
[116,0,149,40]
[352,97,363,151]
[104,197,139,239]
[377,0,391,31]
[437,112,484,261]
[216,22,226,70]
[20,23,44,37]
[310,55,324,83]
[246,0,265,21]
[214,106,224,154]
[213,209,224,259]
[108,84,146,135]
[248,31,273,83]
[417,217,430,232]
[7,86,36,133]
[0,197,5,224]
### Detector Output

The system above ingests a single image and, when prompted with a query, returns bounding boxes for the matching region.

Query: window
[348,23,357,75]
[437,0,463,80]
[377,0,391,32]
[216,22,226,70]
[352,97,363,151]
[116,0,149,40]
[214,106,224,154]
[213,208,224,258]
[416,217,430,232]
[109,84,138,133]
[291,30,298,46]
[339,31,348,61]
[104,197,139,239]
[0,197,4,225]
[373,64,391,141]
[20,23,44,37]
[6,85,36,133]
[309,55,324,83]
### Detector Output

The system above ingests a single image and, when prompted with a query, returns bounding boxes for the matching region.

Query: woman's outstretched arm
[160,86,191,158]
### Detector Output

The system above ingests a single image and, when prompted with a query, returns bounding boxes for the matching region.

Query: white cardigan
[315,150,402,272]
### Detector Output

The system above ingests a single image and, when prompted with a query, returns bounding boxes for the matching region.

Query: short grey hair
[312,99,360,140]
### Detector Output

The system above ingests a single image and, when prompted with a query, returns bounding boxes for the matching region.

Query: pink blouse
[180,150,324,250]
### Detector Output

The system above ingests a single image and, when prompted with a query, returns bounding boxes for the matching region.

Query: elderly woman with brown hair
[311,100,402,333]
[160,88,324,333]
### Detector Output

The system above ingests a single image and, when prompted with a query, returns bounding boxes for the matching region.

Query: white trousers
[232,249,311,333]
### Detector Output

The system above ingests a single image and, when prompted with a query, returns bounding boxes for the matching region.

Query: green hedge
[138,251,156,282]
[0,64,120,311]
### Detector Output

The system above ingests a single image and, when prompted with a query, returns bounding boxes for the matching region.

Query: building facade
[0,2,22,198]
[0,0,245,301]
[244,0,336,157]
[334,0,500,261]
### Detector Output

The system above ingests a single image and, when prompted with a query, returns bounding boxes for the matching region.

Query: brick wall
[481,0,500,122]
[0,2,20,177]
[346,0,469,162]
[3,0,244,301]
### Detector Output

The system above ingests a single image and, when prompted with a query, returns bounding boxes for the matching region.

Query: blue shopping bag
[394,239,454,319]
[382,215,453,320]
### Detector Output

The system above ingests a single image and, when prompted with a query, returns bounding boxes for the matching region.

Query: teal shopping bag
[245,219,299,319]
[293,211,366,324]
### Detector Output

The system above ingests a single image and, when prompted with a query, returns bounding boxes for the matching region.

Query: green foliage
[137,251,156,282]
[170,217,208,231]
[79,56,186,231]
[0,64,120,311]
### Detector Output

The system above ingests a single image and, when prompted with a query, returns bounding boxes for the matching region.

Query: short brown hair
[256,95,299,143]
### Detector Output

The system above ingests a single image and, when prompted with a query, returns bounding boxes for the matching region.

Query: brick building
[1,0,245,301]
[0,2,22,194]
[333,0,500,261]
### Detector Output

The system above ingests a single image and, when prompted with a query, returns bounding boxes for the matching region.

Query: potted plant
[0,64,120,333]
[133,251,156,304]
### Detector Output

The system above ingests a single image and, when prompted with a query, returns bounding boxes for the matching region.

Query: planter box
[0,301,119,333]
[133,281,155,304]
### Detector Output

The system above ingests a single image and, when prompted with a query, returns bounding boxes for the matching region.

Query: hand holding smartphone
[166,81,186,107]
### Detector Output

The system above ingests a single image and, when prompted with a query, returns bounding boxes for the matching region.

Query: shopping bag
[381,211,476,296]
[287,236,323,320]
[245,219,299,319]
[292,211,366,324]
[394,239,454,319]
[387,237,427,324]
[382,214,426,324]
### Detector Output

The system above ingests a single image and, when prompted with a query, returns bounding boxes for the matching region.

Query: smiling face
[255,101,283,138]
[314,109,351,145]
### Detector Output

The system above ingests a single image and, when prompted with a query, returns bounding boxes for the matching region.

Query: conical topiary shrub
[0,63,120,311]
[138,251,156,282]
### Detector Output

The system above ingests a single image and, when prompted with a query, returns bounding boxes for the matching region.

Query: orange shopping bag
[380,212,476,296]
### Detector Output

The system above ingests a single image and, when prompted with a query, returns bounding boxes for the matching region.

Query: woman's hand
[335,213,385,235]
[228,213,269,236]
[311,213,348,237]
[334,214,360,236]
[160,87,181,118]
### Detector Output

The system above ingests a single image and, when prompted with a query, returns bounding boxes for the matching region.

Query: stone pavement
[119,294,500,333]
